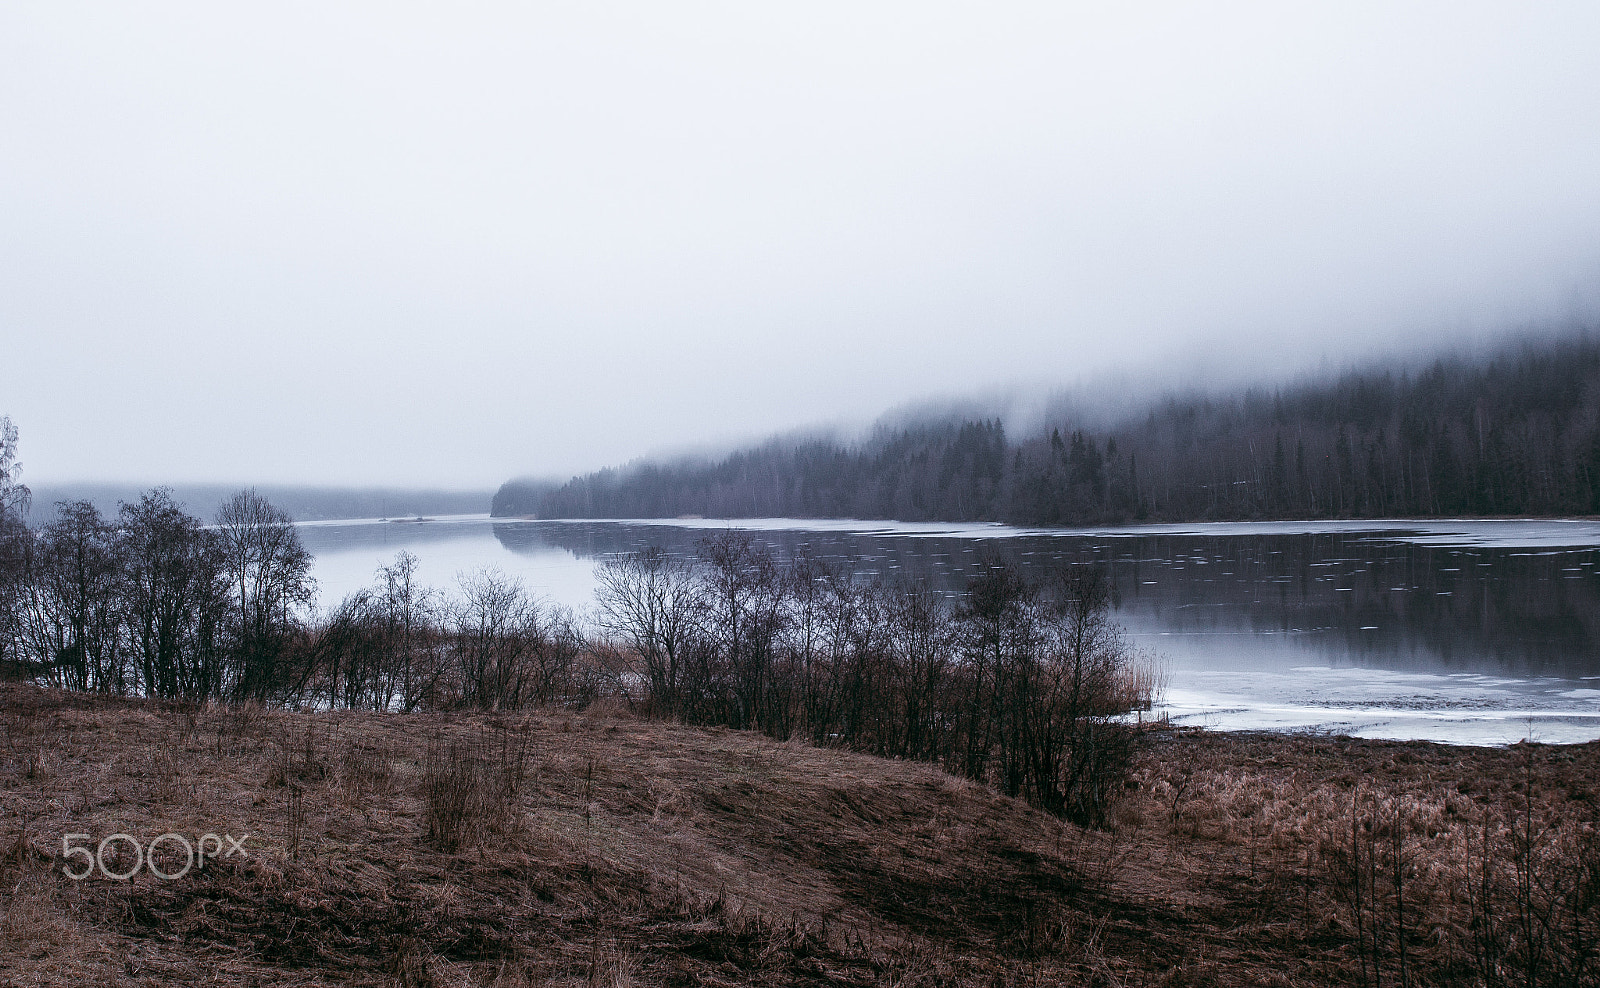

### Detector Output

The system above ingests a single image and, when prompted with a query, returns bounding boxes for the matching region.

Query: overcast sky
[4,2,1599,488]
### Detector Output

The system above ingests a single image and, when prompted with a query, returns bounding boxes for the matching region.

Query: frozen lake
[298,515,1600,745]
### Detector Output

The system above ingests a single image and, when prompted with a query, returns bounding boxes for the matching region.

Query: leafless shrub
[419,734,527,852]
[285,785,305,861]
[446,569,596,712]
[266,724,329,788]
[956,559,1144,826]
[1462,749,1600,988]
[1322,789,1424,988]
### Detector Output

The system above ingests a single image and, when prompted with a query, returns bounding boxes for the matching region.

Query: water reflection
[298,515,1600,742]
[494,521,1600,681]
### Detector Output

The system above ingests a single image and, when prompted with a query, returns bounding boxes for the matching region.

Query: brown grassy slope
[1,682,1597,987]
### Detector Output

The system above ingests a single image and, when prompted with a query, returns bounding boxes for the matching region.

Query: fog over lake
[299,515,1600,746]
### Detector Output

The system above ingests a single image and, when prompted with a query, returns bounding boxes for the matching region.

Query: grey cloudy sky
[4,2,1599,488]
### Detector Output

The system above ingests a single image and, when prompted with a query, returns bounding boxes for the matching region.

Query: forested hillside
[496,333,1600,525]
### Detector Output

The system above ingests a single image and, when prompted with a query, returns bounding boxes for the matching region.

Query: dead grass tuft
[264,724,331,788]
[419,733,527,853]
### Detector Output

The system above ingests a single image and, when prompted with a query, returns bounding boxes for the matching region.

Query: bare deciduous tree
[215,489,315,701]
[699,532,786,731]
[594,547,700,715]
[19,501,125,693]
[955,558,1038,785]
[449,568,538,711]
[885,582,954,761]
[119,489,229,700]
[378,551,442,712]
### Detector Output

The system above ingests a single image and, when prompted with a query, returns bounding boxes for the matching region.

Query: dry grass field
[2,682,1597,987]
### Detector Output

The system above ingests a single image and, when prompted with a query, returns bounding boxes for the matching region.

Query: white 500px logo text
[61,833,249,880]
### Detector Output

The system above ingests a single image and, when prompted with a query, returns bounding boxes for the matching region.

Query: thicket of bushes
[0,487,317,703]
[592,533,1157,824]
[0,483,598,713]
[0,472,1153,824]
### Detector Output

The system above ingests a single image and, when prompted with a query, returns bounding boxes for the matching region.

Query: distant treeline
[496,333,1600,524]
[23,483,490,525]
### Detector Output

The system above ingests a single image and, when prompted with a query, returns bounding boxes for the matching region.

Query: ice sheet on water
[519,516,1600,549]
[1158,699,1600,745]
[1161,664,1600,744]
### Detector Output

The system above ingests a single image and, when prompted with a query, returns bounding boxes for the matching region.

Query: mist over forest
[495,330,1600,525]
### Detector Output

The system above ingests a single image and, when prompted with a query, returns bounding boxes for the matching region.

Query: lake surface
[298,515,1600,745]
